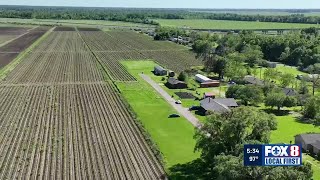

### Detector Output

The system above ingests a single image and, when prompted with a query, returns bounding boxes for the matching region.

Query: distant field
[189,10,320,16]
[156,19,319,30]
[0,18,152,28]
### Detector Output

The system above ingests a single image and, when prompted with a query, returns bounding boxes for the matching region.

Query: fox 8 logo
[265,145,300,157]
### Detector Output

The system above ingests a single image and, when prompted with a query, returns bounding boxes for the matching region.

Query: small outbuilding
[195,74,212,83]
[166,77,188,89]
[200,81,220,88]
[154,66,167,76]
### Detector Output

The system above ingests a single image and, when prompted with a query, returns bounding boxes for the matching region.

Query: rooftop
[244,75,264,86]
[167,77,185,85]
[200,97,238,113]
[295,133,320,145]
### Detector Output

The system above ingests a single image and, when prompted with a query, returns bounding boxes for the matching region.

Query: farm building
[154,66,167,76]
[244,75,264,86]
[200,97,238,114]
[195,74,212,83]
[200,81,220,88]
[295,134,320,155]
[166,77,188,89]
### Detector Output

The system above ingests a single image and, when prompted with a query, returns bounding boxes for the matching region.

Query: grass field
[117,61,200,169]
[0,18,152,28]
[155,19,319,30]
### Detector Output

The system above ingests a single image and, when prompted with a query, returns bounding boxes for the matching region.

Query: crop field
[1,52,104,84]
[54,26,76,31]
[106,31,187,51]
[79,30,202,81]
[0,27,48,68]
[94,51,147,81]
[0,28,165,179]
[0,83,164,179]
[34,32,88,53]
[80,31,132,52]
[155,19,320,30]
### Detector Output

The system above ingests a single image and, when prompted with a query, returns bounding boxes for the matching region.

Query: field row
[34,32,88,53]
[1,52,104,84]
[0,83,164,179]
[106,31,186,51]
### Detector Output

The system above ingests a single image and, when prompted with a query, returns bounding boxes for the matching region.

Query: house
[154,66,167,76]
[282,88,297,96]
[200,81,220,88]
[195,74,212,83]
[200,97,238,114]
[244,75,264,86]
[295,133,320,154]
[166,77,188,89]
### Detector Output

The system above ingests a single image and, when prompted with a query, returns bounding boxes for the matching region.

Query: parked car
[175,100,182,104]
[169,114,180,118]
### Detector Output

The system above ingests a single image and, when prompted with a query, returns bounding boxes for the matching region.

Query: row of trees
[1,6,320,25]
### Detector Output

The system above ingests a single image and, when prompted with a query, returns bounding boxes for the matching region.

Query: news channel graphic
[244,144,302,166]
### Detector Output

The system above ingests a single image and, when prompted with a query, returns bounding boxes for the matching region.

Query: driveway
[140,74,202,128]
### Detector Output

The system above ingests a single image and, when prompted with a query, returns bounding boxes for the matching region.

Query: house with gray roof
[244,75,264,86]
[200,98,238,114]
[295,133,320,155]
[154,66,167,76]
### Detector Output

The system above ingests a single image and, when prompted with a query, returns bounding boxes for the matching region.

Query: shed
[200,81,220,88]
[166,78,187,89]
[154,66,167,76]
[195,74,212,83]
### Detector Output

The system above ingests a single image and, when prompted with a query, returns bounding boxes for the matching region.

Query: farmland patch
[54,26,75,31]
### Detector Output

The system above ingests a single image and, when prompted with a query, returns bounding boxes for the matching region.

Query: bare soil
[54,26,75,31]
[0,53,19,68]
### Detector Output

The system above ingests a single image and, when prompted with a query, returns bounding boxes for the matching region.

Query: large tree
[306,63,320,95]
[226,85,264,106]
[194,107,312,179]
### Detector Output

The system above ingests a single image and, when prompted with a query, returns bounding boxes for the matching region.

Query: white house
[195,74,212,83]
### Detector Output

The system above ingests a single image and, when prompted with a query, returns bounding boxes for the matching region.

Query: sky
[0,0,320,9]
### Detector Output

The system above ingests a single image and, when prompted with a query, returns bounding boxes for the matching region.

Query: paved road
[140,74,202,128]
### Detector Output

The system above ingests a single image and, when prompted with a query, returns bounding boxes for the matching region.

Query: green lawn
[117,60,200,169]
[258,64,307,80]
[121,60,226,123]
[270,114,320,179]
[155,19,319,30]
